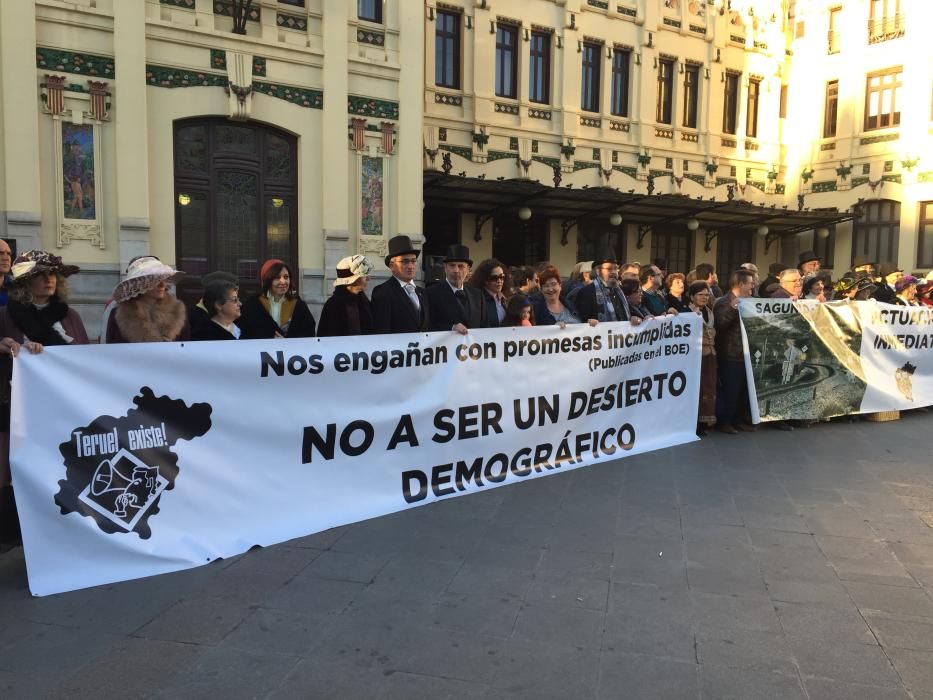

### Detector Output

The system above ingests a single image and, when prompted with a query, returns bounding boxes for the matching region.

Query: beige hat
[333,254,372,287]
[113,256,184,302]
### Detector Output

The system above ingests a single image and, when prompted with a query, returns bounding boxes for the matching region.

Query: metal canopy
[423,173,858,250]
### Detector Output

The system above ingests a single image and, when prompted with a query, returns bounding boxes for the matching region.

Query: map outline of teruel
[55,386,212,539]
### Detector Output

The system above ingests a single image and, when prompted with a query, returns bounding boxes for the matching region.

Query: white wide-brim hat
[334,254,372,287]
[113,256,184,303]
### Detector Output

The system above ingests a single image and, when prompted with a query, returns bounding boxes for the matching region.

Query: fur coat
[107,295,190,343]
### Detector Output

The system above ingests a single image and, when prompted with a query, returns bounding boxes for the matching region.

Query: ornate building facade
[422,0,931,278]
[0,1,929,335]
[0,0,423,332]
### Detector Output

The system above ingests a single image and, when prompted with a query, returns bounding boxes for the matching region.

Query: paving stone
[536,547,612,581]
[764,578,854,608]
[512,603,605,647]
[492,640,600,699]
[525,572,609,611]
[431,591,523,638]
[866,613,933,651]
[159,646,300,699]
[787,636,901,687]
[602,610,696,660]
[303,549,389,583]
[597,652,698,700]
[691,592,781,633]
[698,665,804,699]
[609,581,692,617]
[681,523,751,550]
[219,607,334,656]
[774,601,875,643]
[222,544,321,579]
[0,623,121,686]
[377,672,488,700]
[846,581,933,618]
[257,574,366,617]
[52,637,207,698]
[133,594,250,646]
[888,648,933,696]
[801,677,910,700]
[695,626,795,673]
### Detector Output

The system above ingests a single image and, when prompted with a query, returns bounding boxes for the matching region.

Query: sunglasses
[488,274,506,281]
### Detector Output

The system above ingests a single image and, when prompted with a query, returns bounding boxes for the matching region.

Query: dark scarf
[7,297,71,346]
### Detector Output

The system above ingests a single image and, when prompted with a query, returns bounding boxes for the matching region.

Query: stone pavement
[3,413,933,699]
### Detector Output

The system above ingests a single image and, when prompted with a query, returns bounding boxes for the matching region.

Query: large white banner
[12,318,700,596]
[739,299,933,422]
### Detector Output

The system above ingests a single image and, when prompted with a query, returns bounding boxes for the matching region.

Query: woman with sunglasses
[467,258,508,328]
[191,280,241,341]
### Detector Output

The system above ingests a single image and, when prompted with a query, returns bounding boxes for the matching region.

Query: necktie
[404,283,420,311]
[454,289,468,310]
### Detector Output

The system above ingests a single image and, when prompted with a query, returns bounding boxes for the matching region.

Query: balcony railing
[827,30,840,54]
[868,14,905,44]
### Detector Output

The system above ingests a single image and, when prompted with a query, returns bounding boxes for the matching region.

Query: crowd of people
[0,236,930,550]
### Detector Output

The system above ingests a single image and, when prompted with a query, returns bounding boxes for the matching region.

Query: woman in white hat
[106,256,189,343]
[316,255,373,337]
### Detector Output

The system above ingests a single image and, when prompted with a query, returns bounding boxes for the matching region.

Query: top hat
[798,250,820,266]
[768,262,787,275]
[384,235,420,266]
[443,244,473,266]
[878,262,903,279]
[852,254,875,269]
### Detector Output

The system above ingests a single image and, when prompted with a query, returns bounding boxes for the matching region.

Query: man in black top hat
[371,235,431,334]
[426,244,487,333]
[757,262,787,297]
[575,257,639,324]
[872,262,903,305]
[798,250,820,275]
[848,255,875,280]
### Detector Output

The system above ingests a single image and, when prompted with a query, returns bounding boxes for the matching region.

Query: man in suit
[575,257,640,325]
[371,235,430,334]
[426,244,487,334]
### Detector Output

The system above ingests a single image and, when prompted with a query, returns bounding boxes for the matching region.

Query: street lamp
[517,206,532,221]
[686,218,700,231]
[609,213,623,226]
[757,225,769,236]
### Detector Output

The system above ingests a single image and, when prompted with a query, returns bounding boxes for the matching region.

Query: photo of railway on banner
[739,299,933,423]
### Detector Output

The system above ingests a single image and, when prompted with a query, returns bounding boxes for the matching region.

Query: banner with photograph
[11,317,701,596]
[739,299,933,422]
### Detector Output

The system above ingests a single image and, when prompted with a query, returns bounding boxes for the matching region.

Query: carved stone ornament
[224,51,253,120]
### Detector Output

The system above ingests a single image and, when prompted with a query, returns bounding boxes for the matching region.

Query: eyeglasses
[488,274,506,281]
[224,297,241,304]
[397,257,418,265]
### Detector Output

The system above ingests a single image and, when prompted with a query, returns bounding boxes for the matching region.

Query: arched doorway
[173,118,298,301]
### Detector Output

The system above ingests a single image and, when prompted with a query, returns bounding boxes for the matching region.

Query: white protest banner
[11,317,700,596]
[739,298,933,421]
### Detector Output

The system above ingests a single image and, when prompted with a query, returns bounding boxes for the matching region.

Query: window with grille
[656,58,674,124]
[529,31,551,104]
[864,67,901,131]
[435,10,461,89]
[495,24,518,99]
[581,43,602,113]
[683,64,699,128]
[852,199,901,266]
[610,48,630,117]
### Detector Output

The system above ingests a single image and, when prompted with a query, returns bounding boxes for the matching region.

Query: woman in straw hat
[238,259,316,339]
[317,255,374,337]
[106,256,190,343]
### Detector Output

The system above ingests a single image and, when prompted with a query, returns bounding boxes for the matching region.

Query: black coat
[426,281,487,331]
[872,284,897,305]
[317,286,374,337]
[371,277,430,334]
[238,293,316,339]
[191,319,238,341]
[574,282,630,322]
[479,289,504,328]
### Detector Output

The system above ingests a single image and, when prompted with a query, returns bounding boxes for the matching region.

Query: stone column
[397,0,424,254]
[0,0,42,250]
[321,0,350,291]
[113,0,151,272]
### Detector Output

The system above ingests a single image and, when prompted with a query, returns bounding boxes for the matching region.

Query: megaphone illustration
[91,457,139,498]
[89,449,160,518]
